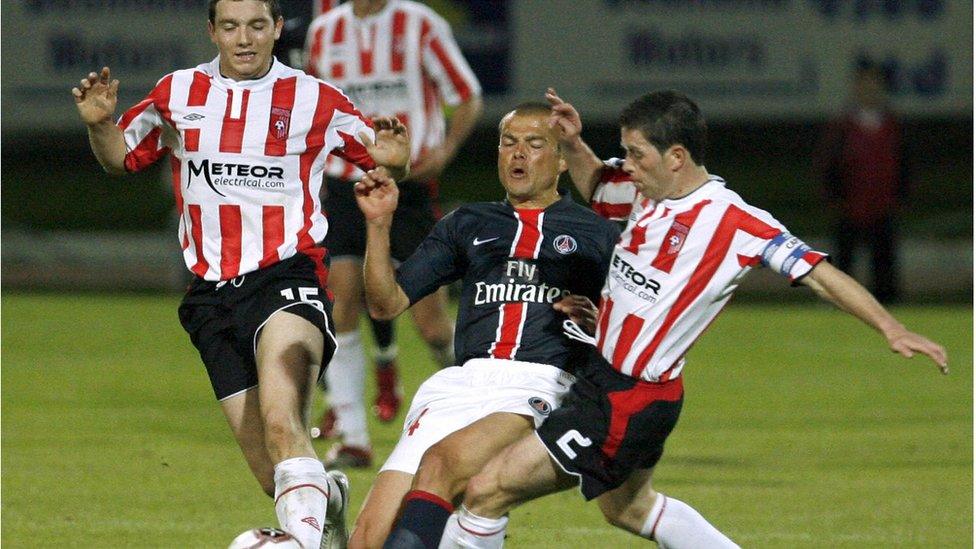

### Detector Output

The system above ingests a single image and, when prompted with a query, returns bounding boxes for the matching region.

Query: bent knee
[599,498,649,534]
[415,445,461,485]
[463,471,508,514]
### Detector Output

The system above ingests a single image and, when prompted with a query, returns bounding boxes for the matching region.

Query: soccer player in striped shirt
[421,91,949,549]
[305,0,484,468]
[72,1,410,547]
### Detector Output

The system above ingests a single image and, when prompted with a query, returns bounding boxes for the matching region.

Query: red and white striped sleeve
[421,14,481,107]
[320,84,377,171]
[737,205,829,284]
[590,158,638,222]
[117,74,175,173]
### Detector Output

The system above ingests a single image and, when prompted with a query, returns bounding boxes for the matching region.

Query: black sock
[384,490,453,549]
[370,318,396,367]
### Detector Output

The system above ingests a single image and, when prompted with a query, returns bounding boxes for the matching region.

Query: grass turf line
[2,293,971,547]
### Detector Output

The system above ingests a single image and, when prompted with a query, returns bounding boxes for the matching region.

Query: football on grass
[228,527,303,548]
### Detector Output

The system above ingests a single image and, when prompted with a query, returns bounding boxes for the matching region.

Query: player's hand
[355,167,399,225]
[402,145,450,183]
[72,67,119,127]
[545,87,583,143]
[360,117,410,176]
[886,327,949,375]
[554,294,598,334]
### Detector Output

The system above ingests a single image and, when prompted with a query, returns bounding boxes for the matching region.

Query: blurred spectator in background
[815,57,908,304]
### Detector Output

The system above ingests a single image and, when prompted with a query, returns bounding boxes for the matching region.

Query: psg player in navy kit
[341,102,620,549]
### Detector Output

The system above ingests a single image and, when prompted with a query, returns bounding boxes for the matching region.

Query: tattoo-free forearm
[802,262,904,337]
[561,135,603,202]
[442,95,483,162]
[363,222,411,320]
[86,120,127,175]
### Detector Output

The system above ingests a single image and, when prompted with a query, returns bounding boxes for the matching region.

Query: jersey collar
[207,56,286,90]
[658,175,726,207]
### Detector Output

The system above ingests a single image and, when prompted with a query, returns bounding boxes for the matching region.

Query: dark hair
[208,0,282,24]
[498,101,552,132]
[619,91,707,165]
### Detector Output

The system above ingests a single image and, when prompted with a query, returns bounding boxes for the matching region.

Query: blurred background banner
[1,0,971,299]
[4,0,971,129]
[512,0,971,121]
[2,0,215,132]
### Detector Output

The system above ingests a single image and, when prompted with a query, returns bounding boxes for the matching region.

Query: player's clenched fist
[72,67,119,127]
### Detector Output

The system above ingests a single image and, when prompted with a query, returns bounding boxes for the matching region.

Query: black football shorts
[178,253,337,400]
[536,350,684,500]
[321,176,438,262]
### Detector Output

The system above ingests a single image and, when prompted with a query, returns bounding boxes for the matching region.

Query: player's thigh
[255,310,324,421]
[407,286,452,343]
[328,258,365,332]
[466,432,575,514]
[349,470,415,549]
[220,388,275,495]
[596,467,657,532]
[416,412,534,488]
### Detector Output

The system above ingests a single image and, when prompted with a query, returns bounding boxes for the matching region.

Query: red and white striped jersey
[305,0,481,180]
[591,159,828,382]
[118,57,376,281]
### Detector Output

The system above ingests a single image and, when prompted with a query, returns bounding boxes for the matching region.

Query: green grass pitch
[2,293,971,547]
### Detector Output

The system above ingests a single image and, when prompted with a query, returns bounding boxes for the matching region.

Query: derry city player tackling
[401,90,948,549]
[72,0,411,547]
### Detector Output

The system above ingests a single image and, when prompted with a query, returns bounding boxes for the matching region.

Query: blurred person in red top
[816,57,908,304]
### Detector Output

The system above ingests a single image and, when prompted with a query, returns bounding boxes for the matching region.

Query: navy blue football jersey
[395,191,619,373]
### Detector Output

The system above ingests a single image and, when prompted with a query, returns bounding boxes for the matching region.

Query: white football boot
[321,469,350,549]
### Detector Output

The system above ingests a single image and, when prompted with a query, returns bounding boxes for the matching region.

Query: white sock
[641,493,739,548]
[273,457,330,549]
[439,505,507,549]
[326,331,370,448]
[374,343,398,363]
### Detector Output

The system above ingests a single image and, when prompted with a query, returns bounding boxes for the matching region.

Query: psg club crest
[528,397,551,416]
[269,107,291,140]
[553,234,578,255]
[664,221,690,255]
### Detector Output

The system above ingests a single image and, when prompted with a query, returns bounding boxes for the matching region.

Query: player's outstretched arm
[357,168,411,320]
[546,88,603,201]
[359,117,411,182]
[72,67,126,175]
[800,261,949,374]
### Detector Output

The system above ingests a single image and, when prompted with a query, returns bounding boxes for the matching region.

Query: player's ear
[208,21,217,45]
[557,152,567,175]
[274,16,284,40]
[666,145,685,172]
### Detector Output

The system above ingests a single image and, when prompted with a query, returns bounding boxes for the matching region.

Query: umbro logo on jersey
[473,236,499,246]
[182,113,205,121]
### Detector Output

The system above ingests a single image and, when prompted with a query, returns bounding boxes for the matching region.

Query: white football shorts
[379,358,576,474]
